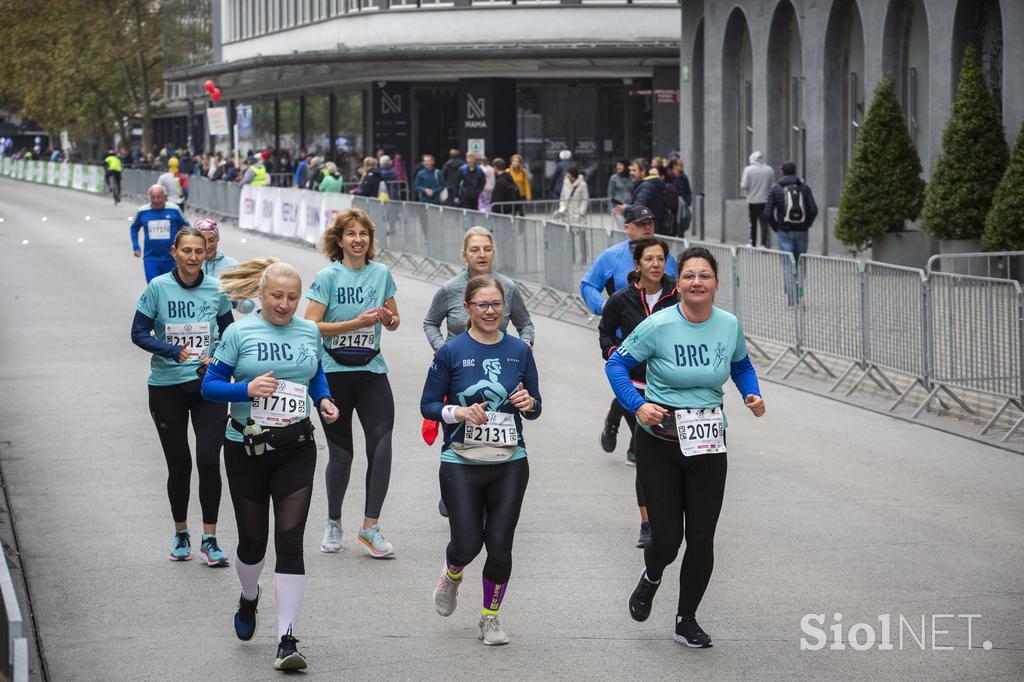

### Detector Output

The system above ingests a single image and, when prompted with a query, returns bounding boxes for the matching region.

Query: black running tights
[148,382,226,524]
[440,458,529,584]
[224,440,316,575]
[606,397,646,508]
[634,427,727,617]
[321,371,394,520]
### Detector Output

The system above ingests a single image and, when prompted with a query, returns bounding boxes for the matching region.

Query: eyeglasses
[681,272,716,282]
[468,300,505,312]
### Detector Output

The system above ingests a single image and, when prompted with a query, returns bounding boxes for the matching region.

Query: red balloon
[203,80,216,93]
[211,88,222,102]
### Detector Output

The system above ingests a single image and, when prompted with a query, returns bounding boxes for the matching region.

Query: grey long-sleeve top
[422,269,536,351]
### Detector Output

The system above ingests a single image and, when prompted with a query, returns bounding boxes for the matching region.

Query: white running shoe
[478,614,509,646]
[320,520,343,553]
[357,524,395,558]
[433,564,461,616]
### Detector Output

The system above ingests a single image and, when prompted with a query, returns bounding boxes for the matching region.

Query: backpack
[783,184,805,224]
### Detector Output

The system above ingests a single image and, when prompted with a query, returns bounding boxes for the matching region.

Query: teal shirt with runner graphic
[136,272,233,386]
[618,305,748,428]
[212,314,323,442]
[305,260,397,375]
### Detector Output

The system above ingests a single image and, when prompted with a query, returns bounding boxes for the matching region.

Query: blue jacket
[631,176,667,225]
[294,159,308,188]
[579,240,678,314]
[415,167,445,204]
[764,175,818,232]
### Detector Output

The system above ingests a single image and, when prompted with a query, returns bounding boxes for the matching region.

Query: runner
[420,274,542,646]
[304,208,400,558]
[598,237,677,548]
[193,217,256,314]
[605,246,765,648]
[104,148,122,205]
[201,258,339,671]
[130,184,191,282]
[580,204,678,464]
[130,227,234,566]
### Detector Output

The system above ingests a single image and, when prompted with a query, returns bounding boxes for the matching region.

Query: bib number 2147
[674,407,725,457]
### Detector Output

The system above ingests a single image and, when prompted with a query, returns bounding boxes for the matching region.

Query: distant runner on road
[130,184,190,282]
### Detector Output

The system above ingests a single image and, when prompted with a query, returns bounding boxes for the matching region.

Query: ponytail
[219,258,301,302]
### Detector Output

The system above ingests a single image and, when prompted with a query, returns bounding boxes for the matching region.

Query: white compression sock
[274,572,307,639]
[235,553,264,601]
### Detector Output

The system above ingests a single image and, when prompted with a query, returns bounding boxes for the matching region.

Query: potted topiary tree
[982,120,1024,282]
[920,46,1008,257]
[835,74,926,264]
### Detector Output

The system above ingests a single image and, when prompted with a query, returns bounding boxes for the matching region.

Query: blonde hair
[320,208,377,263]
[461,225,494,257]
[219,258,301,302]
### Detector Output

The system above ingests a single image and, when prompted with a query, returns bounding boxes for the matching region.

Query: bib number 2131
[674,407,725,457]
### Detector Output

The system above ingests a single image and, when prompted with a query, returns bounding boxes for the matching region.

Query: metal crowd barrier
[0,543,28,682]
[112,171,1024,442]
[926,251,1024,280]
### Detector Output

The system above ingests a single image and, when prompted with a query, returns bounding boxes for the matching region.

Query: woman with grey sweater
[422,226,536,350]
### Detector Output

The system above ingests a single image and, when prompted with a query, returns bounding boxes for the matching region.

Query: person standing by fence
[764,160,818,304]
[415,154,445,204]
[508,154,531,202]
[740,151,775,247]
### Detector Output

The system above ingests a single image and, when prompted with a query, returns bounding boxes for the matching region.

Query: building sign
[467,138,485,156]
[465,94,487,128]
[236,104,253,140]
[207,107,230,136]
[373,82,410,159]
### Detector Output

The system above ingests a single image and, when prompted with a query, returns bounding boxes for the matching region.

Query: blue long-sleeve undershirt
[201,358,332,407]
[605,350,761,414]
[131,310,234,359]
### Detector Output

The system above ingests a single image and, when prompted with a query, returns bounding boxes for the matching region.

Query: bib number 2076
[674,407,726,457]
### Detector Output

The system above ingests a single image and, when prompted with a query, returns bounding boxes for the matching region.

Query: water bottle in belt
[243,418,266,456]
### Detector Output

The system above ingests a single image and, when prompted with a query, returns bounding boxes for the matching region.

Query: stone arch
[721,7,753,197]
[824,0,865,205]
[766,0,803,173]
[952,0,1003,117]
[882,0,930,168]
[691,19,705,194]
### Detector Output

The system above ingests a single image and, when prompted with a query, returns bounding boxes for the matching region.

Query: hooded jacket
[740,151,776,204]
[599,273,678,383]
[765,175,819,232]
[630,175,666,225]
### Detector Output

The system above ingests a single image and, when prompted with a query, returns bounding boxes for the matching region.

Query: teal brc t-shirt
[212,313,323,442]
[136,272,233,386]
[305,260,397,375]
[618,305,748,425]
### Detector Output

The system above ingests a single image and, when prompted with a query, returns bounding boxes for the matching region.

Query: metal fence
[926,251,1024,281]
[0,543,28,682]
[112,168,1024,442]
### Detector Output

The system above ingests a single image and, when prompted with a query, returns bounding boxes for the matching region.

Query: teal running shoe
[234,588,259,641]
[357,524,395,558]
[168,530,192,561]
[274,628,307,670]
[200,534,229,567]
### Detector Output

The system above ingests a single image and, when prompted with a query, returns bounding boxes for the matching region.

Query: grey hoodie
[740,151,776,204]
[422,269,536,351]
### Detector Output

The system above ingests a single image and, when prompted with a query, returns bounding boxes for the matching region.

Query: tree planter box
[870,230,937,269]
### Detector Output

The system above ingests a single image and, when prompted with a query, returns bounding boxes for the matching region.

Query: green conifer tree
[920,46,1008,240]
[982,120,1024,251]
[835,74,925,252]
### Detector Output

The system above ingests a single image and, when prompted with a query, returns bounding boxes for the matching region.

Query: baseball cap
[624,204,654,224]
[193,217,219,238]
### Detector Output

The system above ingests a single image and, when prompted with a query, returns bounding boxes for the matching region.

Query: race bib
[148,219,171,240]
[250,380,308,427]
[164,322,210,360]
[674,407,726,457]
[464,411,519,447]
[329,326,376,350]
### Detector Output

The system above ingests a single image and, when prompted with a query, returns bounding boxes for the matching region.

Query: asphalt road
[1,179,1022,681]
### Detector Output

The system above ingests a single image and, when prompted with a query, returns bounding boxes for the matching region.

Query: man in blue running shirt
[131,184,190,282]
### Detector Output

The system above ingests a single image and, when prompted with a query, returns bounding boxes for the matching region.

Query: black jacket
[599,274,678,383]
[359,169,383,197]
[631,176,667,226]
[491,172,520,212]
[764,175,819,232]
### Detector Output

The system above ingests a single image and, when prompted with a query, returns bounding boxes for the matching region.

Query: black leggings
[606,397,646,508]
[224,439,316,575]
[748,203,770,247]
[635,427,727,617]
[440,459,529,584]
[320,371,394,520]
[148,382,226,524]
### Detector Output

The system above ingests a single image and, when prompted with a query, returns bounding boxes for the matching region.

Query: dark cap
[624,204,654,224]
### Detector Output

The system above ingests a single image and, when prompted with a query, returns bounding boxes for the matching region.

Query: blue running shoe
[274,628,307,670]
[357,524,395,558]
[169,530,192,561]
[234,588,259,641]
[200,534,229,567]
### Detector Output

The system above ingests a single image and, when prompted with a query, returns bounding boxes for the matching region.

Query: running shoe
[625,449,636,466]
[274,628,307,670]
[234,588,259,641]
[635,522,652,549]
[432,563,461,617]
[168,530,192,561]
[628,570,660,622]
[437,496,449,518]
[478,614,509,646]
[675,615,713,648]
[200,534,230,567]
[320,520,344,553]
[357,524,395,558]
[600,418,619,453]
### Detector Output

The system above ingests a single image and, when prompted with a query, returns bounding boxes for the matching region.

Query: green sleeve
[732,319,749,361]
[306,269,331,305]
[384,269,397,300]
[618,315,657,363]
[136,282,158,319]
[214,323,240,366]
